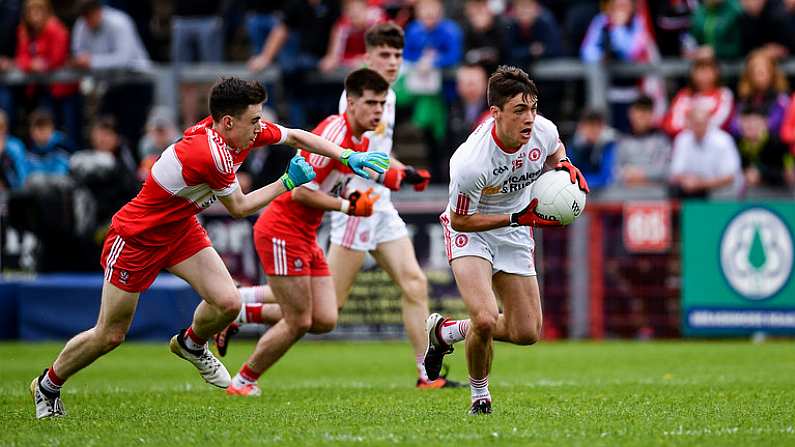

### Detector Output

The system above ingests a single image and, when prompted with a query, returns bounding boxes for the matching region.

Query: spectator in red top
[662,55,734,137]
[319,0,385,73]
[15,0,81,144]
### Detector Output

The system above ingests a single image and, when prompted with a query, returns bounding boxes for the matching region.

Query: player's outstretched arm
[218,155,315,218]
[282,128,390,178]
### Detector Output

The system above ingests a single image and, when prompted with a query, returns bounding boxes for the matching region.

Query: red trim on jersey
[439,214,453,262]
[491,122,521,154]
[455,193,470,215]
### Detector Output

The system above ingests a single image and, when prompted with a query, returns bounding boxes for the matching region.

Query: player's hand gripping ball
[341,149,390,178]
[524,169,587,226]
[280,155,317,191]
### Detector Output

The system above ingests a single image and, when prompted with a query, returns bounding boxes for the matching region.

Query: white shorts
[330,202,409,251]
[439,213,536,276]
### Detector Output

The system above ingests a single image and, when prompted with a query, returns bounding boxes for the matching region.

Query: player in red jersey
[30,77,389,419]
[224,69,389,396]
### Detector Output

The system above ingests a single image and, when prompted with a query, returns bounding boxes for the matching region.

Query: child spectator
[615,96,671,188]
[0,108,28,191]
[662,55,733,137]
[25,108,71,177]
[569,109,618,190]
[736,103,795,189]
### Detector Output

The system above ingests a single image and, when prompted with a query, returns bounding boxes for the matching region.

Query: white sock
[239,286,268,304]
[183,328,206,351]
[416,354,429,382]
[440,319,470,345]
[232,372,256,388]
[39,372,62,395]
[469,376,491,402]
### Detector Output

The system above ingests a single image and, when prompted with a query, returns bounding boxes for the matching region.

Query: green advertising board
[682,201,795,336]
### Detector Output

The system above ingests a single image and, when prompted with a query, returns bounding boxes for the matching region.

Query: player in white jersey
[424,66,590,414]
[215,23,457,388]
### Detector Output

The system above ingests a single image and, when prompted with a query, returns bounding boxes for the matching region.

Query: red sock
[244,304,264,324]
[47,366,65,386]
[239,363,262,382]
[185,326,206,345]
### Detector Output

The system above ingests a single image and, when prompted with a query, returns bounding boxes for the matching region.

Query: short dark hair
[739,102,766,117]
[92,115,117,132]
[632,95,654,110]
[365,22,404,50]
[487,65,538,109]
[77,0,101,16]
[580,108,606,124]
[345,68,389,98]
[29,108,54,128]
[209,77,268,122]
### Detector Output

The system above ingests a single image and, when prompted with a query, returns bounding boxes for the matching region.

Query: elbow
[228,209,247,219]
[450,216,468,232]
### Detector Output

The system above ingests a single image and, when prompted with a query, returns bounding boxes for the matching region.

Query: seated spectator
[69,116,139,229]
[137,106,179,180]
[319,0,385,73]
[738,0,795,58]
[780,89,795,155]
[731,49,790,136]
[688,0,742,60]
[580,0,661,132]
[669,106,741,198]
[0,108,28,191]
[505,0,563,67]
[15,0,81,144]
[244,1,285,56]
[446,64,489,154]
[568,109,617,190]
[662,55,733,137]
[247,0,341,127]
[25,108,71,177]
[615,96,671,188]
[72,0,153,150]
[461,0,508,72]
[403,0,462,70]
[736,103,795,189]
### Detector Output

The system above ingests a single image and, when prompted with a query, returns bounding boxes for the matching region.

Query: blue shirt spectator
[25,109,71,176]
[404,0,462,68]
[0,109,28,191]
[569,109,617,189]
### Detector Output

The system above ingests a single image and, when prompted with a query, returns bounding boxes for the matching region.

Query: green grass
[1,340,794,447]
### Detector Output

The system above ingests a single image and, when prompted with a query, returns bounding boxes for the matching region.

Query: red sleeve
[14,26,31,71]
[178,133,239,196]
[781,94,795,145]
[301,149,336,185]
[252,120,288,147]
[46,20,69,69]
[662,90,685,137]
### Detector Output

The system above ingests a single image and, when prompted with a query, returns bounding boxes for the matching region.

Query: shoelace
[196,350,219,373]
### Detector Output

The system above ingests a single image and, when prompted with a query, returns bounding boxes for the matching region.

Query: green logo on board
[720,208,793,300]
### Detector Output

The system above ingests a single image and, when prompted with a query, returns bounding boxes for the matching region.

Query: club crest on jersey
[360,231,369,243]
[529,148,542,161]
[293,258,303,271]
[119,270,129,284]
[454,234,469,248]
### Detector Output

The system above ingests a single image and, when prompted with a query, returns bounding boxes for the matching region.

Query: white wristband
[339,199,350,214]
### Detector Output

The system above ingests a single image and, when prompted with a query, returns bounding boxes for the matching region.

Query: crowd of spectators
[2,0,795,270]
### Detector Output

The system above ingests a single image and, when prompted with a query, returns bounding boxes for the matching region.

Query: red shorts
[100,220,213,292]
[254,229,329,277]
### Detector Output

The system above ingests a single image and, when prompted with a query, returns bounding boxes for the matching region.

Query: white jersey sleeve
[448,160,485,216]
[534,115,562,159]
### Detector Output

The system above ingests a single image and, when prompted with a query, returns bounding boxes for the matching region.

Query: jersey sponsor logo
[498,170,544,194]
[492,165,509,175]
[454,234,469,248]
[483,184,502,195]
[720,207,793,300]
[512,157,524,172]
[529,148,542,161]
[199,195,217,209]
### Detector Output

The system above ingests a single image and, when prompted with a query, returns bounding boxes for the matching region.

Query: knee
[400,270,428,305]
[216,289,242,318]
[511,327,540,346]
[287,314,313,337]
[98,327,126,350]
[471,311,498,337]
[310,315,337,334]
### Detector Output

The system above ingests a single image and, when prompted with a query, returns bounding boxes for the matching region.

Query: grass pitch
[1,340,793,446]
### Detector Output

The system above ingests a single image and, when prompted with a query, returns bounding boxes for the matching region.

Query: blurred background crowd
[1,0,795,276]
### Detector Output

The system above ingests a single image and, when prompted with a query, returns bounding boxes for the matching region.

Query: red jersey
[112,116,288,245]
[255,113,368,242]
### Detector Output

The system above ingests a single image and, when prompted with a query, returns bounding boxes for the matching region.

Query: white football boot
[170,329,231,388]
[30,373,66,419]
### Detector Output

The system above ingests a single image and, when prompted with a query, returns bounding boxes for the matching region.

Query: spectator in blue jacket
[0,108,28,191]
[404,0,462,69]
[25,108,71,176]
[569,109,617,190]
[505,0,564,67]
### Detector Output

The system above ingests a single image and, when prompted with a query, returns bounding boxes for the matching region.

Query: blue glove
[340,149,390,178]
[280,155,316,190]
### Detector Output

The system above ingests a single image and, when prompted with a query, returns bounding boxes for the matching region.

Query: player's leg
[308,275,338,334]
[370,237,439,386]
[31,281,139,419]
[326,242,366,310]
[450,256,498,414]
[491,272,542,346]
[228,275,313,396]
[166,247,239,388]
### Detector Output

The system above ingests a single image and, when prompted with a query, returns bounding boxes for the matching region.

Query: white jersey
[338,88,396,211]
[448,115,561,217]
